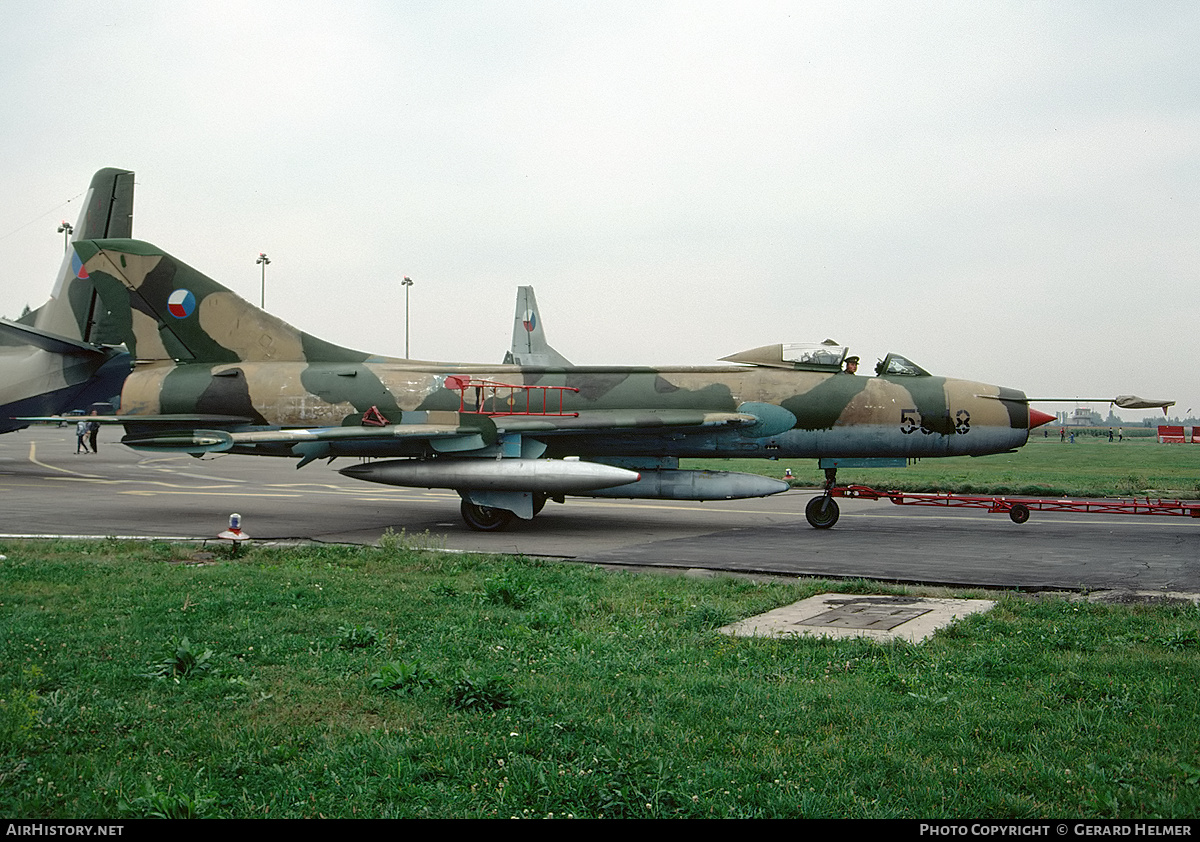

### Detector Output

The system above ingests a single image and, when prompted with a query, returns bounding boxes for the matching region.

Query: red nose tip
[1028,408,1056,429]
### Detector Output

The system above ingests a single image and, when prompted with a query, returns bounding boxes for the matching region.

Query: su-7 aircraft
[0,168,135,430]
[56,237,1070,531]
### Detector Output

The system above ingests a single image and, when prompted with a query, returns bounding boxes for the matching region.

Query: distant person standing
[1060,428,1066,443]
[1118,427,1124,442]
[87,412,100,454]
[75,419,90,454]
[1109,429,1114,442]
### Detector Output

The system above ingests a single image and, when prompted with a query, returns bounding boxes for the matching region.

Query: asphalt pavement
[1,426,1196,593]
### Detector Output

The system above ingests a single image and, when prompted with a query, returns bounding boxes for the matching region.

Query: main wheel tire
[1008,503,1030,524]
[805,495,840,529]
[460,501,515,532]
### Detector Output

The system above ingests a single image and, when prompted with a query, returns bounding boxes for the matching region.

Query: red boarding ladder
[444,375,580,417]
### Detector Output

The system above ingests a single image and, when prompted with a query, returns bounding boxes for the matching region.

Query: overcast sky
[1,1,1195,419]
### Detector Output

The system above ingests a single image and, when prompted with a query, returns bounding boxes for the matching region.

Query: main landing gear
[805,466,840,529]
[459,494,548,532]
[459,501,514,532]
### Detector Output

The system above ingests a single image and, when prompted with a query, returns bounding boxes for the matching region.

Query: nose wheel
[805,495,840,529]
[805,465,840,529]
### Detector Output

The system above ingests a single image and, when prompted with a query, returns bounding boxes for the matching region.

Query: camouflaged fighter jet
[62,237,1063,530]
[0,168,134,432]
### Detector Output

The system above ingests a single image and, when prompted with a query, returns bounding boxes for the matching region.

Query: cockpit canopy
[720,343,846,370]
[874,353,931,377]
[721,344,931,376]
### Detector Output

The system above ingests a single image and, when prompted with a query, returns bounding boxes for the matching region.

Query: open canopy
[721,344,931,376]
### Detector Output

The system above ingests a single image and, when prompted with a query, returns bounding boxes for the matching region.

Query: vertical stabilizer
[35,168,135,342]
[503,286,572,367]
[0,169,135,432]
[74,239,369,365]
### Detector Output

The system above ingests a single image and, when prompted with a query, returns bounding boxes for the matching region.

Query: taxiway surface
[2,428,1196,592]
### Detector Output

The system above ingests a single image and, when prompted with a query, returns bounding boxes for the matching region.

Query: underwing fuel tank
[578,469,790,501]
[339,458,640,494]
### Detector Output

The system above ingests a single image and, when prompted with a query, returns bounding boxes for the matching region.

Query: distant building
[1061,407,1104,428]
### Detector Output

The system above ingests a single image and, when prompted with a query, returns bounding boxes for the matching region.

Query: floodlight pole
[401,276,414,358]
[256,253,271,308]
[57,221,73,253]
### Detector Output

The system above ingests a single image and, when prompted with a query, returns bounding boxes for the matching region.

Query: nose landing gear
[805,466,840,529]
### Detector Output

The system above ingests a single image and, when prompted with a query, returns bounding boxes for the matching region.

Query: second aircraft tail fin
[503,286,572,367]
[32,168,136,343]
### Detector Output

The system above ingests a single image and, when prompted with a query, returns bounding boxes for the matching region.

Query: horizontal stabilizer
[0,319,110,357]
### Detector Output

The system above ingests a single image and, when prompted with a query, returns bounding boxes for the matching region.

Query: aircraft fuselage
[118,358,1034,460]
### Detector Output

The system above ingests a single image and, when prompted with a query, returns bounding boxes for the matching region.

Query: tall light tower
[401,276,414,358]
[57,221,73,252]
[256,253,271,308]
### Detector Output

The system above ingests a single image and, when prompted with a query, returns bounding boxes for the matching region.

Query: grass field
[688,435,1200,498]
[2,538,1199,819]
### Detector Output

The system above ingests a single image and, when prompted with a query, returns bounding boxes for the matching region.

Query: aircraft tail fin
[72,239,369,365]
[34,168,136,343]
[503,286,572,367]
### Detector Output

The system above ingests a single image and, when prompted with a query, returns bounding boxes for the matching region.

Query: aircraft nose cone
[1029,408,1056,429]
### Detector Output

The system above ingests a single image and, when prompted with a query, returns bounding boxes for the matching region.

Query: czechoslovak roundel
[167,289,196,319]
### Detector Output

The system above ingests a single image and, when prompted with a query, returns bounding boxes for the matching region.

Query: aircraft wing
[20,414,256,426]
[108,408,764,466]
[120,422,480,453]
[116,409,758,448]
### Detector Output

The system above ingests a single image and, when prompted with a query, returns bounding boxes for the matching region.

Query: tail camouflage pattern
[74,239,368,365]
